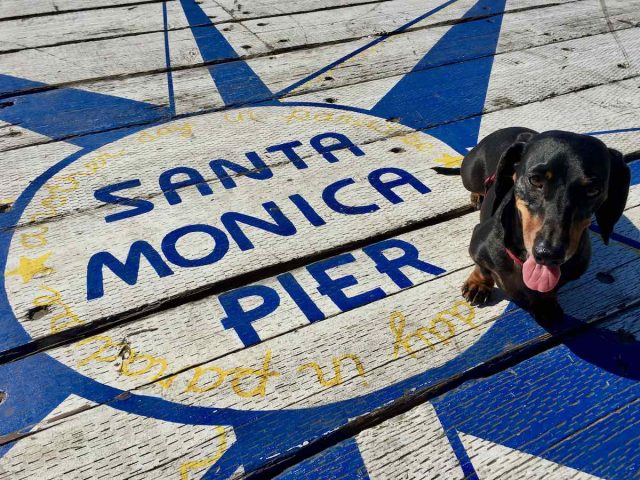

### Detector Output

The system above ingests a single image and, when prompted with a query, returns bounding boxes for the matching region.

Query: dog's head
[494,130,630,266]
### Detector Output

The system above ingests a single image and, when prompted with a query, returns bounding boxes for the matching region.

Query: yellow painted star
[435,153,464,168]
[6,252,54,283]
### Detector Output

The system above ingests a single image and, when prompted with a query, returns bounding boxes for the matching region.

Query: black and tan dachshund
[459,127,631,319]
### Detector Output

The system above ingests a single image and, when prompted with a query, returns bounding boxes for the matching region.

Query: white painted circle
[5,105,501,409]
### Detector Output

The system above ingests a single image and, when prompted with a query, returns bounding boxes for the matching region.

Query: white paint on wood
[0,22,266,101]
[2,207,637,475]
[0,395,235,480]
[0,139,80,205]
[0,0,160,20]
[18,212,475,404]
[0,2,232,53]
[459,432,602,480]
[1,0,628,105]
[357,402,465,480]
[4,106,466,331]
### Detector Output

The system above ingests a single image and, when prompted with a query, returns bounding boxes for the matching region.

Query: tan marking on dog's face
[545,171,553,180]
[567,218,591,257]
[516,197,544,254]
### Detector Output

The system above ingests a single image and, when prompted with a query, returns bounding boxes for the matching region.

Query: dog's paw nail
[465,288,478,303]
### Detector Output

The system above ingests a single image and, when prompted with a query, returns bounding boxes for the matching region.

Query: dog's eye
[586,186,601,198]
[528,174,544,188]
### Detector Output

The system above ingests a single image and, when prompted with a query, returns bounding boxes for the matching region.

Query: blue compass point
[178,0,274,106]
[0,74,170,148]
[370,0,508,153]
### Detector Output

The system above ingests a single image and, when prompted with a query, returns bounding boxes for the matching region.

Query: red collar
[505,247,524,266]
[483,174,496,193]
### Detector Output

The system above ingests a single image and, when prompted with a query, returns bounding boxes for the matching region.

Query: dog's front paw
[462,274,493,305]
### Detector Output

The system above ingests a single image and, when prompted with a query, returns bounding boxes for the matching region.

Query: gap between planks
[0,0,585,97]
[0,0,426,54]
[269,304,640,480]
[0,0,393,24]
[0,0,169,23]
[1,5,635,157]
[0,203,475,364]
[243,299,640,479]
[1,77,639,361]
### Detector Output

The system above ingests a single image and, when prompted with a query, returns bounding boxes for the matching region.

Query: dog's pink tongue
[522,256,561,292]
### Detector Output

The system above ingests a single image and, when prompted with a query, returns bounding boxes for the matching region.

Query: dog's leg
[462,265,494,305]
[470,192,483,210]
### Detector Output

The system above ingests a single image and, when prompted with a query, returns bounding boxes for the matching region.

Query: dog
[459,127,631,320]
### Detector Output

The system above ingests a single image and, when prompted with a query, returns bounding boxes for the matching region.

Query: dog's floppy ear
[595,148,630,244]
[492,131,535,214]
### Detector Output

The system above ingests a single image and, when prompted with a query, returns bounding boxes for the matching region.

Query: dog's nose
[533,241,565,266]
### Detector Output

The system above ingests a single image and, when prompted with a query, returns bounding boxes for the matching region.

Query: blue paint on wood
[370,0,507,153]
[629,159,640,188]
[432,310,640,479]
[436,422,479,479]
[587,126,640,136]
[0,356,70,457]
[162,0,176,117]
[276,438,370,480]
[0,74,170,148]
[1,1,640,477]
[179,0,274,106]
[275,0,461,98]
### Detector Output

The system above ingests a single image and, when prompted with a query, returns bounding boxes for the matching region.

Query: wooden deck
[0,0,639,478]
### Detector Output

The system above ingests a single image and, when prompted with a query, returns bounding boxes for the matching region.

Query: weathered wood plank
[291,27,640,110]
[0,21,269,98]
[281,303,640,480]
[1,109,469,344]
[213,0,394,21]
[1,1,637,155]
[272,0,640,98]
[0,0,164,21]
[0,0,600,98]
[3,67,638,230]
[274,403,467,479]
[1,203,637,478]
[0,1,232,53]
[239,0,581,50]
[0,394,236,480]
[1,0,577,54]
[0,0,394,23]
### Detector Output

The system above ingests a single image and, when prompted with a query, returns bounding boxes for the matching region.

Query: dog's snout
[533,241,565,266]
